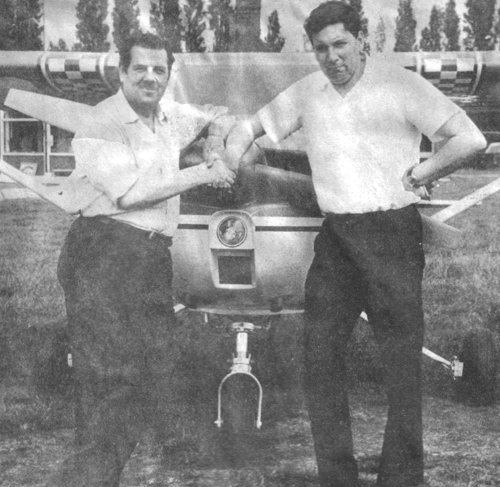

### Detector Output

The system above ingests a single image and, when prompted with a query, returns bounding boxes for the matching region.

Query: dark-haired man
[225,2,485,486]
[48,32,235,486]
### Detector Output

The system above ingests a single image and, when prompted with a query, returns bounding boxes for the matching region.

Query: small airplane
[0,49,499,423]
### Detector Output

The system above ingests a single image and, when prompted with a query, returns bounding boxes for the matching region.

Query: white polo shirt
[258,57,463,214]
[67,90,226,236]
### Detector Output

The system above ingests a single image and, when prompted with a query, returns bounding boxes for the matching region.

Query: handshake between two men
[203,116,263,190]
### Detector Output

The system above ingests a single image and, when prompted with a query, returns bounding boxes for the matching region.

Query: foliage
[420,27,433,52]
[420,5,443,52]
[264,10,285,52]
[349,0,370,53]
[48,38,69,52]
[150,0,181,52]
[495,8,500,49]
[179,0,208,52]
[374,17,386,53]
[112,0,141,52]
[0,0,43,50]
[394,0,417,52]
[74,0,110,52]
[463,0,497,51]
[211,0,232,52]
[443,0,460,51]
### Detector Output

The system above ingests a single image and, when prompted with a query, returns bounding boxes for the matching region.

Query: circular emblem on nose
[217,216,247,247]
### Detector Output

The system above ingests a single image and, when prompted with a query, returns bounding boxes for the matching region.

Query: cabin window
[48,126,74,175]
[3,112,43,154]
[0,109,75,175]
[50,126,72,153]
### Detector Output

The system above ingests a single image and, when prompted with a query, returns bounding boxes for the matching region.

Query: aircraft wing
[0,50,499,113]
[5,88,94,132]
[1,51,500,248]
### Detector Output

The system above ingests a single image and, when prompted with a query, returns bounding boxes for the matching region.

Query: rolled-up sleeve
[403,70,463,141]
[257,81,302,145]
[72,124,138,204]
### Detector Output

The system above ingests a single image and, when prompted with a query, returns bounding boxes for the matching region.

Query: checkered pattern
[39,52,483,104]
[42,54,119,102]
[419,54,479,96]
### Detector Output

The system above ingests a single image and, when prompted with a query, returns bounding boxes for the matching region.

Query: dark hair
[119,31,175,71]
[304,1,361,41]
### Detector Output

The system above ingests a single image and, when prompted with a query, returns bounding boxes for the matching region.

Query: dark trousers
[304,205,425,487]
[50,217,176,487]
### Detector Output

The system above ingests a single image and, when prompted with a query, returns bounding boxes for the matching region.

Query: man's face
[119,46,170,115]
[311,23,363,87]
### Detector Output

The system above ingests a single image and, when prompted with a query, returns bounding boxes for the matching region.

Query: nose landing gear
[215,322,264,430]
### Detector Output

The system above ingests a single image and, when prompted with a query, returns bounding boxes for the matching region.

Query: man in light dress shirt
[49,32,235,486]
[224,2,486,486]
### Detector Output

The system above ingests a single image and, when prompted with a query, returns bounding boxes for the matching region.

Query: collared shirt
[258,57,463,214]
[68,89,226,236]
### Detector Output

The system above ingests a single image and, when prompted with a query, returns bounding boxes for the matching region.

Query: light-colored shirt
[68,89,227,236]
[258,57,463,214]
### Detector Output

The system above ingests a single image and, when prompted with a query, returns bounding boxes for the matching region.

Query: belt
[91,216,173,246]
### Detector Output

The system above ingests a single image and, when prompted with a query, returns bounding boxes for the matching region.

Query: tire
[213,374,264,467]
[456,328,498,406]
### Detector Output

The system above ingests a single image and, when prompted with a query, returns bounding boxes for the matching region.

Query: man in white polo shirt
[224,2,485,486]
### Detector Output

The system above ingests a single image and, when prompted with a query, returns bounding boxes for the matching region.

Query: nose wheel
[215,322,264,430]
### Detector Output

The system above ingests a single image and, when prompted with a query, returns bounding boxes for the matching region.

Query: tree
[112,0,141,52]
[211,0,232,52]
[374,16,386,53]
[349,0,370,53]
[419,27,433,51]
[394,0,417,52]
[443,0,460,51]
[180,0,209,52]
[49,38,69,51]
[264,10,285,52]
[419,27,432,51]
[493,8,500,49]
[429,5,443,51]
[150,0,181,52]
[0,0,43,50]
[494,8,500,49]
[75,0,110,51]
[179,0,208,52]
[420,5,443,51]
[463,0,496,50]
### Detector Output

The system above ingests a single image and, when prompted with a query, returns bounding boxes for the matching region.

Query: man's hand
[206,157,236,188]
[402,166,431,200]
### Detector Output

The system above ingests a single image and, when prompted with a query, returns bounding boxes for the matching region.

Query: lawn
[1,170,500,486]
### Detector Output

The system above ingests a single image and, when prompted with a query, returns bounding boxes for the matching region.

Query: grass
[1,170,500,485]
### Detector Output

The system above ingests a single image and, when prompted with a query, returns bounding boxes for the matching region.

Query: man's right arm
[224,76,304,170]
[118,155,234,210]
[72,125,235,212]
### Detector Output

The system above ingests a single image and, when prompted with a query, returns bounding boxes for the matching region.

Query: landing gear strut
[215,322,264,429]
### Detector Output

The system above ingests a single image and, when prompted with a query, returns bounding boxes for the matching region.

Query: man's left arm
[407,112,486,188]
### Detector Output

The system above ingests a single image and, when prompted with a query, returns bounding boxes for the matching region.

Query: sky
[44,0,478,52]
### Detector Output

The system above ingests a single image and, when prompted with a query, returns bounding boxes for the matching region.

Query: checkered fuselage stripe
[420,57,478,94]
[38,53,483,100]
[42,55,113,99]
